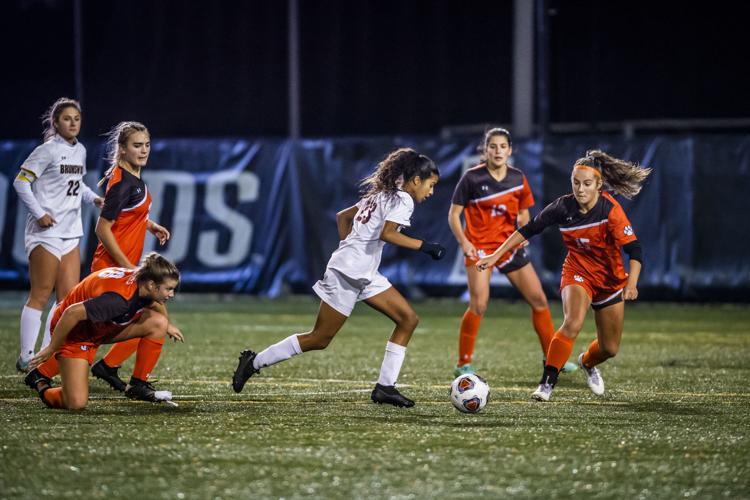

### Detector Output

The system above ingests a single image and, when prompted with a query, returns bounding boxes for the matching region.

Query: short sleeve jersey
[519,192,638,289]
[451,165,534,249]
[91,166,152,271]
[20,135,88,238]
[51,267,151,344]
[326,190,414,284]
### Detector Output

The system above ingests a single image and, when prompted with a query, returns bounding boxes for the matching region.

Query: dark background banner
[2,135,749,299]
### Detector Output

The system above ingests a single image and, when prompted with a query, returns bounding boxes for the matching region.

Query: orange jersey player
[477,149,651,402]
[448,128,577,378]
[24,253,183,410]
[90,122,171,392]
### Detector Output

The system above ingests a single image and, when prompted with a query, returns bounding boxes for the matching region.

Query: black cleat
[371,383,415,408]
[91,359,127,392]
[232,349,259,393]
[24,368,52,392]
[125,377,173,403]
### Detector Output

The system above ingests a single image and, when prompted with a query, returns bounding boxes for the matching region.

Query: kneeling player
[25,252,183,409]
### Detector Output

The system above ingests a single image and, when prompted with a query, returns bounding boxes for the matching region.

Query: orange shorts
[55,342,99,365]
[560,268,625,310]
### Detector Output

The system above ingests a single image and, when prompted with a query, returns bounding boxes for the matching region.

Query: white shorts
[312,268,392,317]
[25,235,80,260]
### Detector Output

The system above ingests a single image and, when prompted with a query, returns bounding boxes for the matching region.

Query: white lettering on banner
[198,171,258,267]
[0,174,7,255]
[143,171,196,263]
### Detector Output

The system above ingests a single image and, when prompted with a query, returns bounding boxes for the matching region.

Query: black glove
[420,241,446,260]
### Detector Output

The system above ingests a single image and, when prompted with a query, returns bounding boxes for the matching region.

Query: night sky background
[2,0,748,139]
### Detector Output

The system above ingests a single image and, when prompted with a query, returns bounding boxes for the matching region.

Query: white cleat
[578,353,605,395]
[531,383,553,402]
[154,390,173,401]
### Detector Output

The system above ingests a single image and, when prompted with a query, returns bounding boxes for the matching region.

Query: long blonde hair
[98,121,150,187]
[575,149,652,199]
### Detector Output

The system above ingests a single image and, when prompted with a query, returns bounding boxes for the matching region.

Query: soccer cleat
[453,364,475,377]
[578,353,605,395]
[232,349,259,393]
[16,356,29,373]
[561,361,578,374]
[370,383,415,408]
[531,382,553,402]
[125,377,173,403]
[24,368,52,392]
[91,359,127,392]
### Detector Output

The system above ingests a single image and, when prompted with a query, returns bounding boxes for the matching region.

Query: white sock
[40,302,57,349]
[253,334,302,370]
[377,341,407,387]
[19,306,43,361]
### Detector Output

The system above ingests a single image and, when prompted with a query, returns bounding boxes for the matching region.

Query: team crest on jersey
[623,225,633,236]
[574,275,584,283]
[80,345,88,351]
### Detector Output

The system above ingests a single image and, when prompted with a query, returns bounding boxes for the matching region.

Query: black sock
[539,365,559,386]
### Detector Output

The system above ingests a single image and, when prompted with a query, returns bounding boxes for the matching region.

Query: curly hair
[575,149,652,199]
[360,148,439,198]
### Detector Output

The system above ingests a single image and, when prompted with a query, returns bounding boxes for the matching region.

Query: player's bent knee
[559,320,583,338]
[64,396,88,411]
[400,312,419,331]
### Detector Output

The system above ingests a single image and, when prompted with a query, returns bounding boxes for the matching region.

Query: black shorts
[497,247,530,274]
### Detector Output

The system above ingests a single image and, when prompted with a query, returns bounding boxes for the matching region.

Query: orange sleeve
[608,203,637,247]
[519,175,535,210]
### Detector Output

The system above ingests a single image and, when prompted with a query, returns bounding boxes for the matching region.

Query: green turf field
[1,294,749,499]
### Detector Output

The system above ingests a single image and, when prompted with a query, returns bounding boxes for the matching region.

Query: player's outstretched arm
[29,303,87,369]
[476,230,527,270]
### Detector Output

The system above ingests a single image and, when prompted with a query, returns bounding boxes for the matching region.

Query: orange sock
[582,340,608,368]
[38,355,60,379]
[531,308,555,356]
[41,387,64,409]
[546,332,574,371]
[131,337,165,381]
[457,310,482,366]
[103,337,140,367]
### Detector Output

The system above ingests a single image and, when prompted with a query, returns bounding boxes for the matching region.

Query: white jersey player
[13,98,102,372]
[233,148,445,407]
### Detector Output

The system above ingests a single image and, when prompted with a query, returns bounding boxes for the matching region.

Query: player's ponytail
[99,121,150,187]
[135,252,180,285]
[360,148,439,198]
[41,97,81,142]
[575,150,652,199]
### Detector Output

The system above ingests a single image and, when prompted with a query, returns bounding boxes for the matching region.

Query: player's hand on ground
[623,285,638,301]
[36,214,56,228]
[148,222,171,245]
[29,346,54,370]
[167,323,184,343]
[461,241,478,260]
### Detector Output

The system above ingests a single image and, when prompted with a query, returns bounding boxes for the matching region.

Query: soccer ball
[450,373,490,413]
